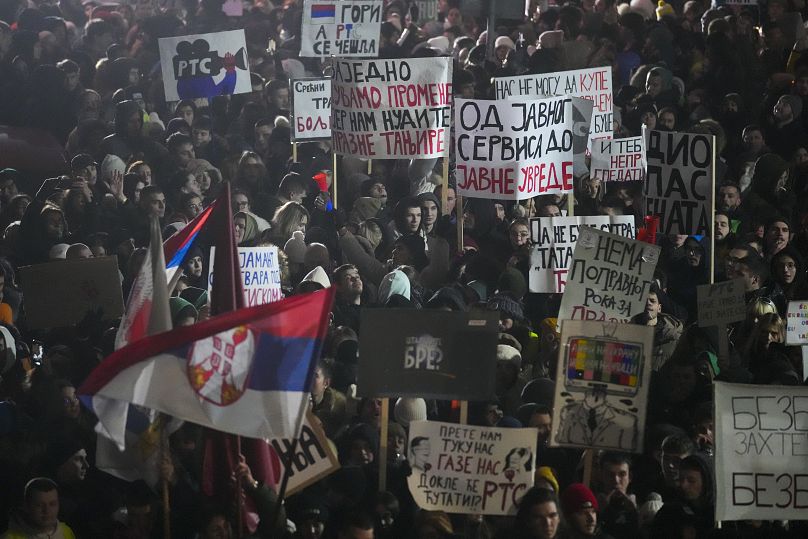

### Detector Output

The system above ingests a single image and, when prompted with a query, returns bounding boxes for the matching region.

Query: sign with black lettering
[494,67,613,145]
[268,411,340,495]
[158,30,251,101]
[357,310,498,399]
[697,279,746,327]
[529,215,635,293]
[558,227,660,323]
[455,96,575,200]
[407,420,537,515]
[714,382,808,521]
[550,321,653,452]
[300,0,381,57]
[332,57,452,159]
[291,77,331,140]
[644,130,714,236]
[786,301,808,345]
[590,136,646,182]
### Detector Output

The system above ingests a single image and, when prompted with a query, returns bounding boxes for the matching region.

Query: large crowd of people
[0,0,807,537]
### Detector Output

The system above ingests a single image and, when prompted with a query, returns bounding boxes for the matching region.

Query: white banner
[332,57,452,159]
[529,216,635,293]
[455,96,575,200]
[158,30,251,102]
[787,301,808,345]
[714,382,808,521]
[209,247,283,306]
[494,67,613,144]
[551,321,653,452]
[558,227,660,323]
[291,77,332,140]
[407,420,536,515]
[590,136,646,182]
[300,0,381,57]
[645,130,714,236]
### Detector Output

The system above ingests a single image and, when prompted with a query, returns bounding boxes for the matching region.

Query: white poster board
[407,420,537,515]
[558,227,660,323]
[209,247,283,306]
[786,301,808,345]
[529,215,635,293]
[291,77,332,140]
[714,382,808,521]
[454,96,575,200]
[158,30,252,102]
[550,321,653,453]
[697,279,746,328]
[300,0,381,57]
[332,57,452,159]
[590,136,646,182]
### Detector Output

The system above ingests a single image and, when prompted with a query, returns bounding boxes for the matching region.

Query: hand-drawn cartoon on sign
[209,247,283,306]
[590,136,646,182]
[159,30,251,102]
[550,321,653,453]
[493,67,613,145]
[291,77,331,140]
[358,310,498,400]
[644,130,714,236]
[529,215,635,293]
[300,0,381,57]
[407,421,537,515]
[332,57,452,159]
[714,382,808,521]
[558,227,660,323]
[454,96,575,200]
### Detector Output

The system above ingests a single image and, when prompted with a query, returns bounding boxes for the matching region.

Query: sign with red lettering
[332,57,452,158]
[714,382,808,521]
[209,247,283,306]
[558,226,660,324]
[301,0,381,57]
[494,67,613,145]
[406,420,537,515]
[291,77,331,140]
[529,216,636,293]
[455,96,575,200]
[644,130,714,236]
[590,136,646,182]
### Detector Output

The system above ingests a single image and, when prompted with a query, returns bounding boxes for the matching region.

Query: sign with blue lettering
[208,247,283,307]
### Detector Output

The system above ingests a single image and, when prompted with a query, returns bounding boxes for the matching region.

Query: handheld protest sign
[550,321,654,453]
[406,420,537,515]
[358,310,499,400]
[786,301,808,379]
[300,0,382,57]
[331,57,452,159]
[209,247,284,306]
[290,77,332,140]
[20,256,124,330]
[714,382,808,521]
[158,30,251,102]
[557,227,660,323]
[644,130,714,236]
[589,136,646,182]
[528,215,635,294]
[696,279,745,370]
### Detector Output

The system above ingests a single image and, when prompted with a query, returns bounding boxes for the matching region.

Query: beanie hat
[497,344,522,370]
[284,230,307,264]
[561,483,599,515]
[487,293,524,321]
[497,267,527,299]
[393,397,427,427]
[426,286,466,311]
[395,234,429,272]
[427,35,450,54]
[101,154,127,181]
[638,492,664,528]
[781,94,803,119]
[379,269,411,303]
[536,466,560,493]
[497,416,522,428]
[521,378,556,407]
[494,36,515,50]
[70,153,96,171]
[630,0,656,19]
[302,266,331,288]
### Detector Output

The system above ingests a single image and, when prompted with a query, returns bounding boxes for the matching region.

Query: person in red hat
[559,483,614,539]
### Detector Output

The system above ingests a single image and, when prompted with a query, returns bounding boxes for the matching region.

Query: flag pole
[332,151,339,210]
[235,435,243,538]
[378,398,389,492]
[292,141,298,163]
[456,193,464,253]
[441,157,449,215]
[367,158,372,175]
[161,418,171,539]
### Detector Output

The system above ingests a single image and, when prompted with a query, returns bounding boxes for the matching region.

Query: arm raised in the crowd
[339,229,387,286]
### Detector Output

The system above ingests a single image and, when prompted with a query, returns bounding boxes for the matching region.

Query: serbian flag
[80,288,334,449]
[310,3,336,22]
[164,201,216,287]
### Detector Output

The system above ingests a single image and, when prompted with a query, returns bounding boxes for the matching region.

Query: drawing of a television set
[563,336,644,396]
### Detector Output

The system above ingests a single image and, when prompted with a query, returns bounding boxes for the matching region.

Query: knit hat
[521,378,556,407]
[284,230,307,264]
[101,154,126,181]
[46,436,85,468]
[561,483,599,515]
[497,267,527,300]
[393,397,427,427]
[395,234,429,272]
[486,292,524,321]
[427,35,450,54]
[536,466,560,493]
[302,266,331,289]
[426,286,466,311]
[497,344,522,370]
[70,153,96,171]
[637,493,664,529]
[494,36,515,50]
[780,94,803,119]
[379,269,411,303]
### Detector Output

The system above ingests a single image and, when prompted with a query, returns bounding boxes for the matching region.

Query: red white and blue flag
[80,288,334,448]
[310,3,336,23]
[164,201,216,287]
